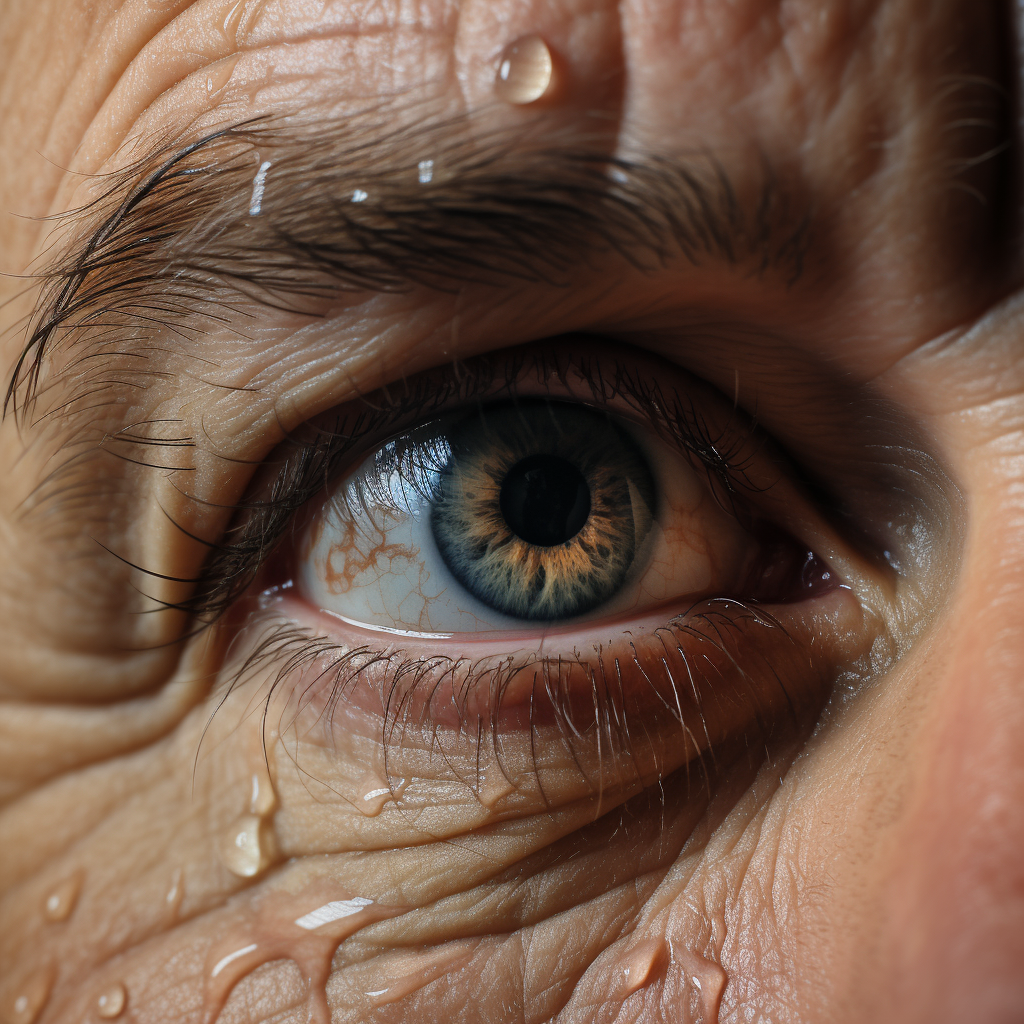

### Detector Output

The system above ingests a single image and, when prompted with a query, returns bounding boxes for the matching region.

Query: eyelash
[223,597,793,804]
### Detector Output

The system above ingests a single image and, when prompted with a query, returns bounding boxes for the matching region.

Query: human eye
[201,341,874,859]
[290,348,840,643]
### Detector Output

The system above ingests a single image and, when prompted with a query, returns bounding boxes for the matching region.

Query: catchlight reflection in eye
[298,399,763,635]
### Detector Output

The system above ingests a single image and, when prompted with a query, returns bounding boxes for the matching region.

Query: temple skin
[0,1,1023,1023]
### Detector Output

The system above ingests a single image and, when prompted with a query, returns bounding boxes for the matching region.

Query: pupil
[498,454,591,547]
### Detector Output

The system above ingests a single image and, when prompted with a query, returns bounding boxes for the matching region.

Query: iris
[432,401,656,620]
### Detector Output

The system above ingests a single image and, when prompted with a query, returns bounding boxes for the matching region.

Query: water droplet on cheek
[219,814,277,879]
[363,940,479,1006]
[219,769,279,878]
[494,35,555,105]
[677,950,727,1024]
[476,767,515,809]
[355,772,407,817]
[618,938,667,996]
[249,771,276,817]
[6,967,55,1024]
[42,873,82,922]
[202,889,407,1024]
[165,868,185,916]
[95,983,127,1019]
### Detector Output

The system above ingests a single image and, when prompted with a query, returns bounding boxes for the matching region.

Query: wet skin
[1,1,1023,1022]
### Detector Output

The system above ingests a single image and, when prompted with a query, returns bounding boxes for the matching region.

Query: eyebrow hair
[4,106,811,420]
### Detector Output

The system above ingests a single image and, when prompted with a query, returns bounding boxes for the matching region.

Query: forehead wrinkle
[68,0,463,184]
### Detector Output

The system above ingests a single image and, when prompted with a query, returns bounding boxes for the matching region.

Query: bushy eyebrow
[4,107,811,420]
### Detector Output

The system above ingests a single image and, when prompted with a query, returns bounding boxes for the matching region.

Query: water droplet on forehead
[95,982,127,1019]
[494,35,554,105]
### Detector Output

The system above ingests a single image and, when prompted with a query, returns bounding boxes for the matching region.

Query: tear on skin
[203,886,406,1024]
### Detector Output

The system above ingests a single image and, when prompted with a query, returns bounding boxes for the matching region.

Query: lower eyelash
[211,596,825,808]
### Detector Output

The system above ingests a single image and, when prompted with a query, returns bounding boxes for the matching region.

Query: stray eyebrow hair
[4,106,811,419]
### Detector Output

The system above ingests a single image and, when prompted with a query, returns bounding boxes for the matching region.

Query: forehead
[48,0,973,180]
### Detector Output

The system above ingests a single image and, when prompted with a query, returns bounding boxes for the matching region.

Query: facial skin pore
[1,2,1023,1023]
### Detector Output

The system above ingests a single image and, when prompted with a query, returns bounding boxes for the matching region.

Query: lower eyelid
[243,585,868,806]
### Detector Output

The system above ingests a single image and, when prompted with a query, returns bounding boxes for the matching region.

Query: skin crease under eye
[2,3,1023,1024]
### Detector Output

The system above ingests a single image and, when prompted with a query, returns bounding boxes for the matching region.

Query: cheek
[874,592,1024,1021]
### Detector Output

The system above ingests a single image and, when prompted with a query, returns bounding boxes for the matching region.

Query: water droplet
[364,940,478,1006]
[476,768,514,809]
[96,982,127,1019]
[495,35,554,105]
[417,159,434,184]
[219,813,276,878]
[677,950,727,1024]
[43,873,81,922]
[221,0,246,41]
[202,54,239,104]
[356,773,406,817]
[249,160,272,216]
[203,886,407,1024]
[7,967,54,1024]
[351,189,368,203]
[293,897,375,930]
[166,868,184,912]
[619,938,667,996]
[249,770,276,816]
[211,943,260,979]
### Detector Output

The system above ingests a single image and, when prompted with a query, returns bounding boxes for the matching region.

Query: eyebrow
[4,107,811,419]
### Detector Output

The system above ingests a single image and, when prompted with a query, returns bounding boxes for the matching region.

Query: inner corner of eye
[289,398,837,635]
